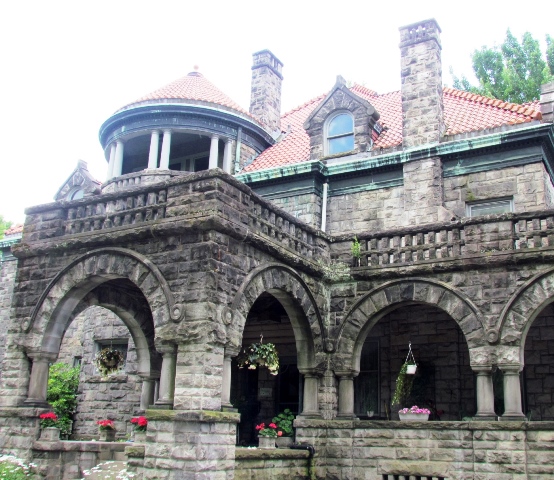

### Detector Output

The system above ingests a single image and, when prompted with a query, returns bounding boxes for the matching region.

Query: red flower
[277,431,283,437]
[269,423,277,429]
[97,419,115,430]
[40,412,58,421]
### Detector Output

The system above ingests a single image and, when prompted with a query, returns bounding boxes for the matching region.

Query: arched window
[326,112,354,155]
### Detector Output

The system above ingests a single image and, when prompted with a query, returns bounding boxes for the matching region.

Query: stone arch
[230,263,325,370]
[337,278,487,372]
[66,284,159,376]
[498,267,554,359]
[25,247,184,341]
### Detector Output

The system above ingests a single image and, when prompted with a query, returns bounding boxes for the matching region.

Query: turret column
[112,140,125,177]
[148,130,160,169]
[209,135,219,169]
[223,139,233,173]
[159,130,172,170]
[106,143,116,180]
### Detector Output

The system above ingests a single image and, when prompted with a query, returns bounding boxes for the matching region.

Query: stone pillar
[106,143,116,180]
[249,49,283,132]
[113,140,125,177]
[221,347,239,411]
[159,130,172,170]
[299,370,320,417]
[148,130,160,169]
[399,18,444,148]
[25,352,57,406]
[540,81,554,123]
[499,366,526,421]
[222,139,233,174]
[209,135,219,169]
[140,378,156,410]
[473,366,497,420]
[336,372,357,419]
[155,344,177,409]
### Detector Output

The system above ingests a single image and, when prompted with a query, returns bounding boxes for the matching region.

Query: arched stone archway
[334,278,489,419]
[227,264,325,423]
[230,263,325,370]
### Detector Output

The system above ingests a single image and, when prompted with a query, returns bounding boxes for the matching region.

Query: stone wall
[0,256,17,378]
[295,419,554,479]
[444,162,554,217]
[270,192,323,230]
[234,448,311,480]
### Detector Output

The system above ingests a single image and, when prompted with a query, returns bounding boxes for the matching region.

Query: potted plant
[39,412,60,441]
[130,416,148,443]
[237,339,279,375]
[272,409,295,448]
[398,405,431,421]
[94,347,125,377]
[255,422,278,449]
[97,419,116,442]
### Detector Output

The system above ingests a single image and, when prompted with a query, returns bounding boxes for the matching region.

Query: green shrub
[47,363,80,436]
[272,409,295,437]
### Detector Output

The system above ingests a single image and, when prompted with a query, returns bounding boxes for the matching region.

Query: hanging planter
[237,336,279,375]
[405,341,417,375]
[94,347,125,377]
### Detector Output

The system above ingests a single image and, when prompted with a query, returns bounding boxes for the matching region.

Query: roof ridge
[443,87,540,116]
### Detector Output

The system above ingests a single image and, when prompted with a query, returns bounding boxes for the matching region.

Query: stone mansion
[2,18,554,479]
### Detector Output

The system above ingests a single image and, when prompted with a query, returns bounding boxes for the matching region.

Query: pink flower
[277,431,283,437]
[269,423,277,429]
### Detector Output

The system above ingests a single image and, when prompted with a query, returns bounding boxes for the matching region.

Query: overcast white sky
[1,0,552,224]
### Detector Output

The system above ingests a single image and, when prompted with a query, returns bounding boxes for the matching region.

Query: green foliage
[391,363,414,408]
[451,29,554,103]
[351,236,361,259]
[272,409,295,437]
[237,342,280,375]
[0,215,12,239]
[0,455,36,479]
[47,363,80,436]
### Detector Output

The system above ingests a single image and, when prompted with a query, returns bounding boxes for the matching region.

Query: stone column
[222,138,233,173]
[209,135,219,169]
[221,347,239,411]
[112,140,125,177]
[106,143,116,180]
[148,130,160,169]
[25,352,57,406]
[499,366,526,421]
[139,377,157,410]
[336,372,357,419]
[155,344,177,409]
[299,370,320,417]
[473,366,496,420]
[159,130,172,170]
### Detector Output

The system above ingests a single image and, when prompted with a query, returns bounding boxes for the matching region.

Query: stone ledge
[32,440,129,452]
[235,448,310,460]
[146,409,240,424]
[125,445,145,458]
[377,460,451,477]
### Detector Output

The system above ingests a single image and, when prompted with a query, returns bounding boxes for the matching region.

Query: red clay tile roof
[243,85,542,173]
[119,71,252,117]
[4,224,23,236]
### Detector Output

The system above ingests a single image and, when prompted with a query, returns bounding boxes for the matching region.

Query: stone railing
[65,188,167,235]
[248,202,325,259]
[334,210,554,268]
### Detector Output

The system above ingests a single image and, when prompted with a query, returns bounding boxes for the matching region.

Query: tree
[452,30,554,103]
[0,215,12,239]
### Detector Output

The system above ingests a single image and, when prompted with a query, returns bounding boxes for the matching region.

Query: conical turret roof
[118,70,250,117]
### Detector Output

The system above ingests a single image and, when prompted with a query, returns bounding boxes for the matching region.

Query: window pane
[328,114,353,136]
[469,200,512,217]
[329,135,354,155]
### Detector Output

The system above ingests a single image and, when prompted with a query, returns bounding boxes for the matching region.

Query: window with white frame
[467,198,513,217]
[326,112,354,155]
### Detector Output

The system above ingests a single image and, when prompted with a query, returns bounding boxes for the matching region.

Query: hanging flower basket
[237,340,279,375]
[94,347,125,377]
[405,341,417,375]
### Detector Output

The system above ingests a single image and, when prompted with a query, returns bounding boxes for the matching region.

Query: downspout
[234,127,242,174]
[290,444,316,480]
[320,182,328,232]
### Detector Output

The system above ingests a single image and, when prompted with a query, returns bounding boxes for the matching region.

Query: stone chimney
[249,50,283,134]
[399,19,444,148]
[540,82,554,123]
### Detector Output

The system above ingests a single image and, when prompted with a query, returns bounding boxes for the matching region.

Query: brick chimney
[540,82,554,123]
[249,50,283,134]
[399,19,444,148]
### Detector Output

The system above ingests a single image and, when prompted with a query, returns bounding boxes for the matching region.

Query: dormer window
[326,112,354,155]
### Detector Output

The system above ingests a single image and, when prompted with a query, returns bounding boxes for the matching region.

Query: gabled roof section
[243,86,542,173]
[54,160,101,201]
[118,71,251,117]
